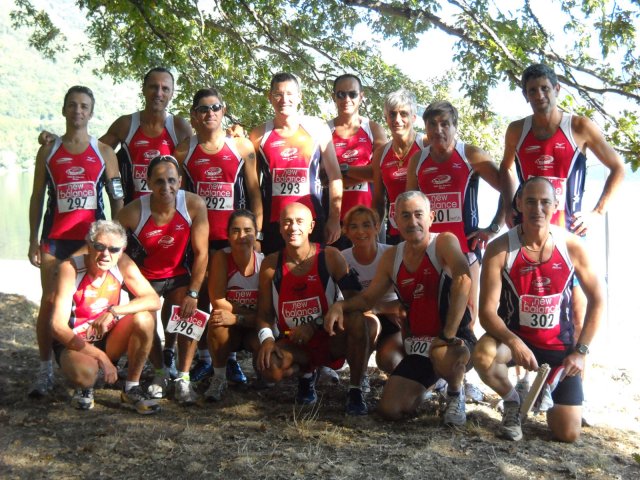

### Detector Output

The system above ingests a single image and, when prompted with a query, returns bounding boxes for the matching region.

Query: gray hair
[87,220,127,247]
[395,190,431,210]
[384,88,417,117]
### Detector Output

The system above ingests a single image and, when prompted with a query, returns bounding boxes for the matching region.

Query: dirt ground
[1,292,639,479]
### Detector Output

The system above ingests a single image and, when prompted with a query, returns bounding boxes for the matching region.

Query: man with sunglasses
[28,86,123,398]
[250,72,343,254]
[39,67,192,203]
[173,88,263,385]
[117,155,209,404]
[328,74,387,249]
[50,220,161,414]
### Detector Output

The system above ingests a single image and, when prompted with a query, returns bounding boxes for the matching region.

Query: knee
[471,344,494,374]
[552,423,581,443]
[377,398,403,421]
[345,312,368,340]
[132,311,155,336]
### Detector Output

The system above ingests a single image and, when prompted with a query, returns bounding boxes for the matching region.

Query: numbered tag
[133,164,151,192]
[344,182,369,192]
[272,168,310,197]
[281,297,322,329]
[198,181,234,210]
[72,318,117,342]
[167,305,209,341]
[57,182,97,212]
[404,335,435,358]
[427,192,463,224]
[519,294,561,329]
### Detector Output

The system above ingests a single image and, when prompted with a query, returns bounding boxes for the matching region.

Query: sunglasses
[93,242,124,254]
[194,103,224,114]
[335,90,360,100]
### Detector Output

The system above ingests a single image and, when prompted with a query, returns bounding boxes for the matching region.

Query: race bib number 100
[167,305,209,341]
[404,335,435,358]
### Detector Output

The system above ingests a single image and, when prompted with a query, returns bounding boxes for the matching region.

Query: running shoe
[28,371,54,398]
[345,388,368,416]
[318,366,340,385]
[204,376,227,402]
[190,359,213,383]
[443,391,466,426]
[360,373,371,394]
[163,349,178,380]
[174,378,198,405]
[226,358,247,384]
[147,371,169,399]
[295,370,318,405]
[121,385,160,415]
[72,388,94,410]
[501,400,523,441]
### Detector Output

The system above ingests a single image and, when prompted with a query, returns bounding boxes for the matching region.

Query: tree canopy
[12,0,640,169]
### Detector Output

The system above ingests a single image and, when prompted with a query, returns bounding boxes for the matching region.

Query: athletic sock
[40,360,53,375]
[125,381,139,392]
[228,352,237,361]
[178,372,190,381]
[502,387,520,404]
[198,349,211,364]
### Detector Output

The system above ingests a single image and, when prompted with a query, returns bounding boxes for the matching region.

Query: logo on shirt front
[422,166,438,175]
[432,175,452,187]
[145,229,163,238]
[532,277,551,288]
[56,157,72,164]
[205,167,223,179]
[66,166,85,176]
[280,147,299,159]
[535,155,554,169]
[554,143,566,150]
[270,140,286,148]
[520,266,538,274]
[401,278,414,286]
[307,275,318,282]
[194,158,210,166]
[134,140,150,147]
[175,224,185,231]
[552,263,563,270]
[342,149,359,160]
[143,149,161,160]
[525,145,541,153]
[335,141,347,148]
[158,235,175,247]
[85,155,97,163]
[392,167,407,179]
[452,162,462,169]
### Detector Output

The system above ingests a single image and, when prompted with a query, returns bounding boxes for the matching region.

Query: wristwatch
[574,343,589,355]
[340,163,349,175]
[489,222,500,234]
[438,332,456,344]
[186,289,199,299]
[256,231,264,241]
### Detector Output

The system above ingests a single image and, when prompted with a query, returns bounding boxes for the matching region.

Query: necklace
[519,226,551,264]
[393,132,416,166]
[288,244,313,270]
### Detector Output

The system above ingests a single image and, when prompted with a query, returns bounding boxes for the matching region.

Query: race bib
[272,168,310,197]
[404,335,435,357]
[281,296,322,329]
[72,317,117,342]
[227,289,258,309]
[133,164,151,192]
[167,305,209,341]
[519,294,562,329]
[344,182,369,192]
[197,181,234,210]
[427,192,463,224]
[57,182,97,212]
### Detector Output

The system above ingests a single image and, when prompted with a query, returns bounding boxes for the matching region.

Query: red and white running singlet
[415,141,477,253]
[379,137,425,236]
[500,226,575,351]
[68,254,124,341]
[43,137,107,240]
[183,137,247,241]
[259,117,324,223]
[328,118,374,220]
[272,244,342,335]
[132,189,192,280]
[122,111,178,200]
[515,114,587,230]
[224,247,264,309]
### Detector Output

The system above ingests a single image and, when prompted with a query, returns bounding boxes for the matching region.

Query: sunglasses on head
[335,90,360,100]
[93,242,123,254]
[194,103,224,114]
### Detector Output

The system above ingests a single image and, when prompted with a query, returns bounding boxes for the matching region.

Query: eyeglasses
[335,90,360,100]
[194,103,224,114]
[93,242,124,254]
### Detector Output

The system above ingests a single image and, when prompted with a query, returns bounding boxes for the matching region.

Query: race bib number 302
[272,168,310,197]
[404,335,435,357]
[57,182,97,212]
[167,305,209,340]
[519,294,561,329]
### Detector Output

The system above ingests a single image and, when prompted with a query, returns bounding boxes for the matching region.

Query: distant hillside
[0,0,139,170]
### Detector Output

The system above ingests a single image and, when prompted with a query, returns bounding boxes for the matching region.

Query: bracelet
[258,327,275,344]
[108,305,120,321]
[438,332,455,344]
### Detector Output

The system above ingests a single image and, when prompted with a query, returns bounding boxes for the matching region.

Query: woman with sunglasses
[173,88,263,385]
[372,89,428,245]
[205,209,264,400]
[328,74,387,249]
[117,155,209,405]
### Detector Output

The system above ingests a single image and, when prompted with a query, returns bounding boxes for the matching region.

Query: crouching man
[51,220,161,414]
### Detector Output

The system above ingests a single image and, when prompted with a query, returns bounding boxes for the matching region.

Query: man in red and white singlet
[117,156,209,404]
[474,177,604,442]
[28,86,122,398]
[250,73,343,254]
[205,210,265,401]
[51,220,161,414]
[326,191,474,425]
[255,203,374,415]
[328,74,387,249]
[372,89,427,245]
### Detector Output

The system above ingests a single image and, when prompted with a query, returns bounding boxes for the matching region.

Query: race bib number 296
[167,305,209,341]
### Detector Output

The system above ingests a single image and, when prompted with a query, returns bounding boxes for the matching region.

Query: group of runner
[27,64,623,443]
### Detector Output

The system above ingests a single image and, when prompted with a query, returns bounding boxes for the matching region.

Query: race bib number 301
[272,168,310,197]
[167,305,209,340]
[57,182,97,212]
[427,192,462,224]
[519,294,561,329]
[404,335,435,357]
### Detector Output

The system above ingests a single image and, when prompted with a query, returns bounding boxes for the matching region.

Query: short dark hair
[227,209,258,233]
[191,88,225,111]
[143,67,175,86]
[521,64,558,93]
[63,86,95,113]
[147,155,180,179]
[423,100,458,128]
[270,72,299,91]
[333,74,362,92]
